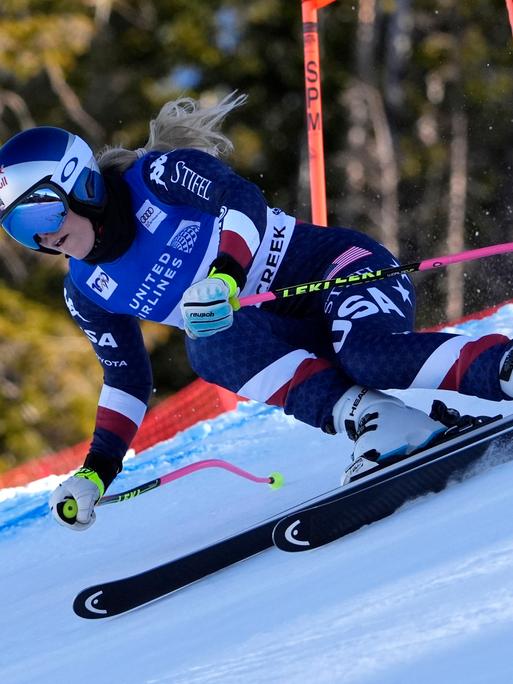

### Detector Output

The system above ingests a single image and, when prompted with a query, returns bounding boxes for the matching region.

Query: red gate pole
[301,0,336,226]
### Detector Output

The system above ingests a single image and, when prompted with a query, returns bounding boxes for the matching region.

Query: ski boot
[332,387,447,484]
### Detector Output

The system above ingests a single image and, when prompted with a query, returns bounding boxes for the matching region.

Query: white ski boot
[332,386,446,483]
[499,347,513,397]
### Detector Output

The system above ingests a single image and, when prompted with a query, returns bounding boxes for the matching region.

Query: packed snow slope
[2,304,513,684]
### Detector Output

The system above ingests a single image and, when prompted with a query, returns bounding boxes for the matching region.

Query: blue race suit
[64,148,512,478]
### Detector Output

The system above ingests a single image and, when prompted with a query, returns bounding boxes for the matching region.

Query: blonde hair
[97,91,247,173]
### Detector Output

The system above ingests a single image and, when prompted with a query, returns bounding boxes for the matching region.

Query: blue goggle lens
[0,187,68,250]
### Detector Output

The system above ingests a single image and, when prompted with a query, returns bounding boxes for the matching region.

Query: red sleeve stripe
[439,334,510,391]
[222,209,260,252]
[95,406,139,445]
[219,230,254,268]
[219,209,261,268]
[98,384,147,426]
[219,230,253,268]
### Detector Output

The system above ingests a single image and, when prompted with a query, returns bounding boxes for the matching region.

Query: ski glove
[180,270,240,339]
[49,467,105,532]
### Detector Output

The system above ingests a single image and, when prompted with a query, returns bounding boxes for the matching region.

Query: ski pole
[237,241,513,307]
[97,459,284,506]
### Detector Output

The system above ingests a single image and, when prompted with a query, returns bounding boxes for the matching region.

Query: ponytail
[97,91,247,173]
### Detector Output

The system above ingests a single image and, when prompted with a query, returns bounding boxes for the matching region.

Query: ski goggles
[0,184,68,250]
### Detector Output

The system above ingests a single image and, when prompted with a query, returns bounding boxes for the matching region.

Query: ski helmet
[0,126,106,251]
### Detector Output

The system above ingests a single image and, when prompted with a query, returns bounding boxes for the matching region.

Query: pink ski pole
[98,459,284,506]
[238,242,513,307]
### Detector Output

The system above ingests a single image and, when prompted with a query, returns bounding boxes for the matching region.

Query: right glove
[49,467,105,532]
[180,270,240,339]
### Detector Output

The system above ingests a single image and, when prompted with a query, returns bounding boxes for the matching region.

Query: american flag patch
[325,246,373,280]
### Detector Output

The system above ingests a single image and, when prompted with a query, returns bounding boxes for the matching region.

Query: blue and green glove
[180,268,241,339]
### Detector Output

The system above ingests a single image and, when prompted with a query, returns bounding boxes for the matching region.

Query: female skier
[0,93,512,530]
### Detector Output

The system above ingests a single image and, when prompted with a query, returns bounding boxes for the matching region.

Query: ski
[272,412,513,552]
[74,410,513,618]
[73,519,276,619]
[74,488,341,618]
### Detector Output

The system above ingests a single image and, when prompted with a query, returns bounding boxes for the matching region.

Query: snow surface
[3,304,513,683]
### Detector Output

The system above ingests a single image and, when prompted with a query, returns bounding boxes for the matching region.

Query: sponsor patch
[170,160,212,199]
[86,267,118,300]
[149,154,168,189]
[136,199,167,233]
[167,220,200,254]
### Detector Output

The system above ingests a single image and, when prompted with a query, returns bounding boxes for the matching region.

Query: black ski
[74,411,513,618]
[272,413,513,552]
[74,489,342,618]
[73,519,277,618]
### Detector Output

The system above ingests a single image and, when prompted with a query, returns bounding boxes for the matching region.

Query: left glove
[49,467,105,532]
[180,270,240,339]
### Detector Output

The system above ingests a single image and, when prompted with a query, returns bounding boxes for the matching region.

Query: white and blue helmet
[0,126,105,251]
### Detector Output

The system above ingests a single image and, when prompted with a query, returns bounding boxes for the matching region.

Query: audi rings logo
[61,157,79,182]
[141,206,155,222]
[136,199,167,233]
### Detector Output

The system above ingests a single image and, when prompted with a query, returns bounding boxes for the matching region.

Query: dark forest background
[1,0,513,469]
